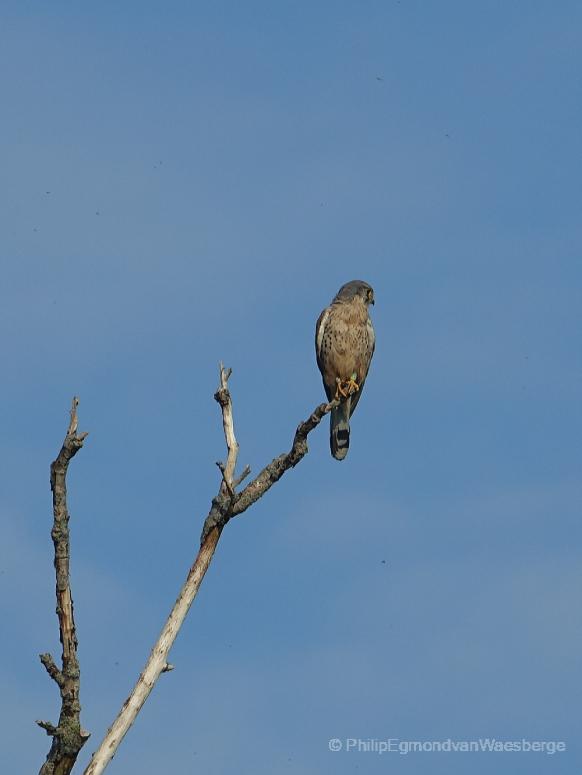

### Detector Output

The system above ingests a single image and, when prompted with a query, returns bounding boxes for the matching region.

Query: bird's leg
[335,373,360,400]
[345,372,360,396]
[335,377,348,400]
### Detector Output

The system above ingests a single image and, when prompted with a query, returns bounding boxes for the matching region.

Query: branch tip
[36,719,58,736]
[233,464,251,488]
[40,652,65,688]
[67,396,80,435]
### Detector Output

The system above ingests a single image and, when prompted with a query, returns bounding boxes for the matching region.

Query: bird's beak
[370,298,375,305]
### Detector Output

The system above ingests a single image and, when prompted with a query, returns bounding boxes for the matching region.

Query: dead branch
[83,366,335,774]
[229,399,338,519]
[38,397,90,775]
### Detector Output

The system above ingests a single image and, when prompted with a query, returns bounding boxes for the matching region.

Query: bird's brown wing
[315,304,335,401]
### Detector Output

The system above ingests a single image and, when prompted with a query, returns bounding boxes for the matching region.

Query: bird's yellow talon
[345,375,360,395]
[335,375,359,399]
[335,377,348,400]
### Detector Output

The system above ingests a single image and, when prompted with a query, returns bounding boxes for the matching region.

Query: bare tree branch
[39,653,65,689]
[83,366,335,775]
[38,397,90,775]
[37,720,59,736]
[229,399,337,519]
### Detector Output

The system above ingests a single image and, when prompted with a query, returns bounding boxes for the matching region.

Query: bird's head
[334,280,375,306]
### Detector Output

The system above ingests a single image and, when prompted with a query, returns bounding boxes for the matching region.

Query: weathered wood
[83,368,336,774]
[38,398,90,775]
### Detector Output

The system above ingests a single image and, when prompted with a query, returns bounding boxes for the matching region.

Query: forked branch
[82,366,336,774]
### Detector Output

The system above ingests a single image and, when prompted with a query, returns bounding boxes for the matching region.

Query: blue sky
[1,2,580,773]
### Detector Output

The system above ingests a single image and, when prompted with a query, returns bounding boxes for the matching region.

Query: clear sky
[1,2,580,773]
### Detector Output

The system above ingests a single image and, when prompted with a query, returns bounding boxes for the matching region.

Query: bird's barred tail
[330,401,350,460]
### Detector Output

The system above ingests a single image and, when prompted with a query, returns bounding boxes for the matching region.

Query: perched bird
[315,280,376,460]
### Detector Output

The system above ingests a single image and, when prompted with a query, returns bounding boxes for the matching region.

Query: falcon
[315,280,375,460]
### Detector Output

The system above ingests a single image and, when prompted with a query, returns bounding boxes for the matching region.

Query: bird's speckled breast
[320,298,372,383]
